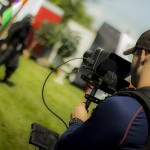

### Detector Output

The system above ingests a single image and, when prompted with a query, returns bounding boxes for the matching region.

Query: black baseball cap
[123,30,150,55]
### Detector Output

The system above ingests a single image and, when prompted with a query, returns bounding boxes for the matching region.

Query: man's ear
[140,49,147,65]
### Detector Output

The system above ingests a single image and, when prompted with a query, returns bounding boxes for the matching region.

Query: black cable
[42,58,85,129]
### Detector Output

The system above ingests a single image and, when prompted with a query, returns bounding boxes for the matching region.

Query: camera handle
[85,87,99,110]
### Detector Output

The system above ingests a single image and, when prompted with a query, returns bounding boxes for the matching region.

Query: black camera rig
[29,47,131,149]
[81,47,131,109]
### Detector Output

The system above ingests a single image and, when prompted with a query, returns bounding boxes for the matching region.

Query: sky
[85,0,150,40]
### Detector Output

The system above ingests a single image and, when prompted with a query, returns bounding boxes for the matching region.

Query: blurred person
[0,14,33,86]
[55,30,150,150]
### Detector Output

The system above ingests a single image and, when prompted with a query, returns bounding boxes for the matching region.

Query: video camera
[81,47,131,109]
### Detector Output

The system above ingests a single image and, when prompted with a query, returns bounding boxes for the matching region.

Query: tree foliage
[58,27,80,57]
[48,0,94,29]
[34,22,62,48]
[34,21,80,58]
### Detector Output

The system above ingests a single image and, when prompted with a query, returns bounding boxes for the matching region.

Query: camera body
[82,47,131,94]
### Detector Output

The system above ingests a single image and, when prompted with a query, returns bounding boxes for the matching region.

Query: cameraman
[55,30,150,150]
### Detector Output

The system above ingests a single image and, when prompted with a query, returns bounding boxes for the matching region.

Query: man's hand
[71,103,89,122]
[23,49,30,59]
[1,43,8,51]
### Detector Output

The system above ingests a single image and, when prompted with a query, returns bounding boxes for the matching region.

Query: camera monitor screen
[96,53,131,79]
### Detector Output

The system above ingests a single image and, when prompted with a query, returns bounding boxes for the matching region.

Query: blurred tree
[34,21,80,59]
[58,27,80,58]
[48,0,95,29]
[34,21,62,49]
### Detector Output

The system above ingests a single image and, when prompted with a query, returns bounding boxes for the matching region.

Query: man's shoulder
[96,95,142,112]
[105,94,138,104]
[92,95,145,127]
[8,21,22,32]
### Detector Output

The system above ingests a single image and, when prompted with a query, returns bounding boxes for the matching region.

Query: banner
[0,0,19,18]
[0,0,27,31]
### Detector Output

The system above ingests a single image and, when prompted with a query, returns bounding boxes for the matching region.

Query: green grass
[0,56,85,150]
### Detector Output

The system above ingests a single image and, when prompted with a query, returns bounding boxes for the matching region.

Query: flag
[1,0,27,30]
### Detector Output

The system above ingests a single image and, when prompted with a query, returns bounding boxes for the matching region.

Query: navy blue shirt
[55,96,148,150]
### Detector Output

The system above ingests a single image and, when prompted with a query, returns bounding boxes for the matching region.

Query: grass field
[0,56,85,150]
